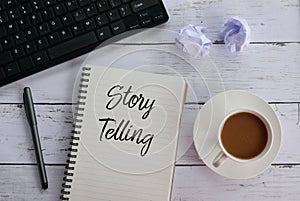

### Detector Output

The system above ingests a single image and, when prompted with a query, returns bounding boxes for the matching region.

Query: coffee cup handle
[213,151,227,168]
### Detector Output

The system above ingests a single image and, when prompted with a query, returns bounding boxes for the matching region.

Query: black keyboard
[0,0,168,87]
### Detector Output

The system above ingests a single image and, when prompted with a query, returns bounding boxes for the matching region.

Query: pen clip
[23,87,37,126]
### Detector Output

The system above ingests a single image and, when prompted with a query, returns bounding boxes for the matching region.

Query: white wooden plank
[0,165,64,201]
[0,104,72,164]
[172,165,300,201]
[0,43,299,103]
[0,165,299,201]
[162,0,300,42]
[0,104,299,165]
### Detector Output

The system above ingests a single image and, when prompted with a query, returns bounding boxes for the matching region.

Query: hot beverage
[221,112,268,159]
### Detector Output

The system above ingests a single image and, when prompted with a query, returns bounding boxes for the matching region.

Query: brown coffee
[221,112,268,159]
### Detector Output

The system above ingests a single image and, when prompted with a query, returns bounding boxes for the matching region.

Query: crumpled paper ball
[175,24,213,57]
[219,16,251,52]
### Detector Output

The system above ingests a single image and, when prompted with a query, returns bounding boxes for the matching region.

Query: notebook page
[67,65,186,201]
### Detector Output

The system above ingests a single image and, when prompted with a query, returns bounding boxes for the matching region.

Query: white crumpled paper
[175,24,213,57]
[219,16,251,52]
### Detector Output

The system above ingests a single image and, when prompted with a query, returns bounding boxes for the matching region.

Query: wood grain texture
[162,0,300,42]
[0,43,299,103]
[0,166,64,201]
[0,165,299,201]
[172,165,300,201]
[0,103,299,165]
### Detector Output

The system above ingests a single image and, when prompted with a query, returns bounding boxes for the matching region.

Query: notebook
[61,65,187,201]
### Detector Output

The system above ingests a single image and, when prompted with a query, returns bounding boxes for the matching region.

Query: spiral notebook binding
[61,67,91,201]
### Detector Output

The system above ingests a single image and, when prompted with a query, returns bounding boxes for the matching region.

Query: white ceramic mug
[213,109,273,168]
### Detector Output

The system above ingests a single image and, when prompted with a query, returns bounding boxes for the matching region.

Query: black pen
[23,87,48,190]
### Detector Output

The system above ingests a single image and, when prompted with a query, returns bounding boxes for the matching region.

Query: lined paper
[66,65,186,201]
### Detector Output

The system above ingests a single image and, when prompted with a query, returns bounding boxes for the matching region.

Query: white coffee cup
[213,109,273,168]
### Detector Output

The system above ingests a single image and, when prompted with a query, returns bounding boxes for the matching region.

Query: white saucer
[193,90,281,179]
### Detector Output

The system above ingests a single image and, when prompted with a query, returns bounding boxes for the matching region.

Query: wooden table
[1,0,300,200]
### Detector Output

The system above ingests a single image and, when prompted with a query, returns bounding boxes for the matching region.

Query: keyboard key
[140,17,151,26]
[13,32,26,45]
[20,0,30,4]
[0,12,8,25]
[71,23,84,35]
[33,51,49,65]
[84,19,96,31]
[153,12,165,22]
[48,32,61,45]
[107,9,120,22]
[24,41,37,54]
[111,20,126,35]
[60,27,73,40]
[73,9,86,22]
[32,0,44,10]
[96,26,112,41]
[18,17,31,29]
[49,18,62,31]
[19,56,35,70]
[25,27,38,40]
[6,0,17,8]
[6,22,18,34]
[42,8,55,20]
[97,0,109,12]
[2,37,15,49]
[138,10,149,19]
[131,0,158,12]
[48,32,98,59]
[78,0,90,7]
[109,0,121,8]
[12,46,25,59]
[44,0,57,6]
[30,13,43,24]
[36,37,49,49]
[0,68,5,80]
[20,3,32,15]
[61,14,74,26]
[66,0,78,11]
[0,26,6,38]
[38,23,51,35]
[0,51,13,66]
[119,4,131,17]
[123,16,140,29]
[54,3,66,15]
[7,7,21,20]
[4,62,20,76]
[85,4,97,17]
[95,14,108,27]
